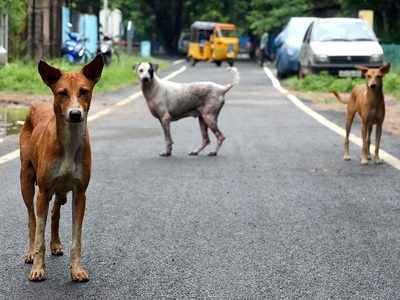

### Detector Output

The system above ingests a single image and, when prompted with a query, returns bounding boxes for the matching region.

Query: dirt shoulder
[0,93,51,107]
[290,90,400,136]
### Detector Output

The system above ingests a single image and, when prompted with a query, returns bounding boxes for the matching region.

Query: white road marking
[172,59,185,65]
[0,66,187,165]
[264,66,400,171]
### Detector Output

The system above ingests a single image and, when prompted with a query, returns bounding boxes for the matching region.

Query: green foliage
[0,0,27,60]
[248,0,311,34]
[0,55,168,94]
[285,72,400,99]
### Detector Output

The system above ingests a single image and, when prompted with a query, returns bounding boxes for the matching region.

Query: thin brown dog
[332,63,390,165]
[19,55,104,282]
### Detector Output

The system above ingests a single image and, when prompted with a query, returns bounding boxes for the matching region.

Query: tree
[247,0,311,34]
[339,0,400,42]
[0,0,28,60]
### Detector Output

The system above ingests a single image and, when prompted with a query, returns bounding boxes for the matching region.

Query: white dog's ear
[151,63,159,72]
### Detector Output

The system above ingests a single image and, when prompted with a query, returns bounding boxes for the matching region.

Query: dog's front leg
[374,123,383,164]
[160,114,173,157]
[70,190,89,282]
[29,191,49,281]
[361,122,369,165]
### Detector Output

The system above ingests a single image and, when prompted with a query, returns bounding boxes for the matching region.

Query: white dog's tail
[223,67,240,94]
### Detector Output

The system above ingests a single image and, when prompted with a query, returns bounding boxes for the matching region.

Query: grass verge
[0,55,168,95]
[285,72,400,99]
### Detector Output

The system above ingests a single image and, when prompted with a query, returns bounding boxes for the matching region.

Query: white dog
[134,62,239,156]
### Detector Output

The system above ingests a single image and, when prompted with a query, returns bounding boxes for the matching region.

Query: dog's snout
[370,83,377,89]
[143,77,150,83]
[69,110,83,123]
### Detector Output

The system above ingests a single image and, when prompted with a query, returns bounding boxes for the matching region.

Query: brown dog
[332,63,391,165]
[19,55,104,282]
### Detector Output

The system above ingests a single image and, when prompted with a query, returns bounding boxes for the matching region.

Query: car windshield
[312,21,376,42]
[218,29,236,38]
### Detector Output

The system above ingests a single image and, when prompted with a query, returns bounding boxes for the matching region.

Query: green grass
[285,72,400,99]
[0,55,168,95]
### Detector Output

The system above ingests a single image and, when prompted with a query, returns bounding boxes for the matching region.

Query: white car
[299,18,384,77]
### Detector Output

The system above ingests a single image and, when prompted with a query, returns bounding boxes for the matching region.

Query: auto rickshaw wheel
[191,58,197,67]
[227,60,234,67]
[215,61,222,67]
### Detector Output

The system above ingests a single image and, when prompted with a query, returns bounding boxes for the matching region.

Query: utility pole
[103,0,109,36]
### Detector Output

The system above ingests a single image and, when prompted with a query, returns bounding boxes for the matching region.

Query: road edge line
[263,66,400,171]
[0,65,187,165]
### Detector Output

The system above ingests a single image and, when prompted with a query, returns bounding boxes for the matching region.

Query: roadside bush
[285,72,400,99]
[0,55,167,94]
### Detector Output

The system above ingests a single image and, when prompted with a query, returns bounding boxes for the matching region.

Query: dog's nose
[370,83,377,89]
[69,110,83,123]
[143,77,150,83]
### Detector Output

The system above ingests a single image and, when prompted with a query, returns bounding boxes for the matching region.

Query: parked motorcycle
[61,31,91,64]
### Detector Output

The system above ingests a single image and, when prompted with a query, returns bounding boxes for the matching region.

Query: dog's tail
[331,91,348,104]
[223,67,240,94]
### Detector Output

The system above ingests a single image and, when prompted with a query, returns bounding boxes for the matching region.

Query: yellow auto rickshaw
[187,21,239,67]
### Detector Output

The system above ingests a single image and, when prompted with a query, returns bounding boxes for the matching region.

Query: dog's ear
[150,63,159,72]
[355,65,368,75]
[380,63,391,74]
[38,60,62,87]
[133,63,139,72]
[81,54,104,84]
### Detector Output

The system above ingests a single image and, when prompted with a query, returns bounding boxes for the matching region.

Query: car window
[285,19,315,46]
[312,21,377,42]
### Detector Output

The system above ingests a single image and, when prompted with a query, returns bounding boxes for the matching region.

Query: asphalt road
[1,61,400,298]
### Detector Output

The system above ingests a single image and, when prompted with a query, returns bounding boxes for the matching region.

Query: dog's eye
[57,90,68,97]
[79,88,90,97]
[139,69,143,73]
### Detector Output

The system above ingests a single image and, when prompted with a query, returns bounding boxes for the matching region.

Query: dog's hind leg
[50,193,66,256]
[160,114,173,157]
[189,116,210,156]
[203,114,225,156]
[20,163,36,264]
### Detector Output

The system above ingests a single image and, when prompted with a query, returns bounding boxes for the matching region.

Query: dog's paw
[24,250,35,264]
[159,152,171,157]
[361,158,369,165]
[50,242,64,256]
[70,265,89,282]
[29,267,47,281]
[374,158,384,165]
[208,152,218,157]
[188,151,198,156]
[343,155,351,161]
